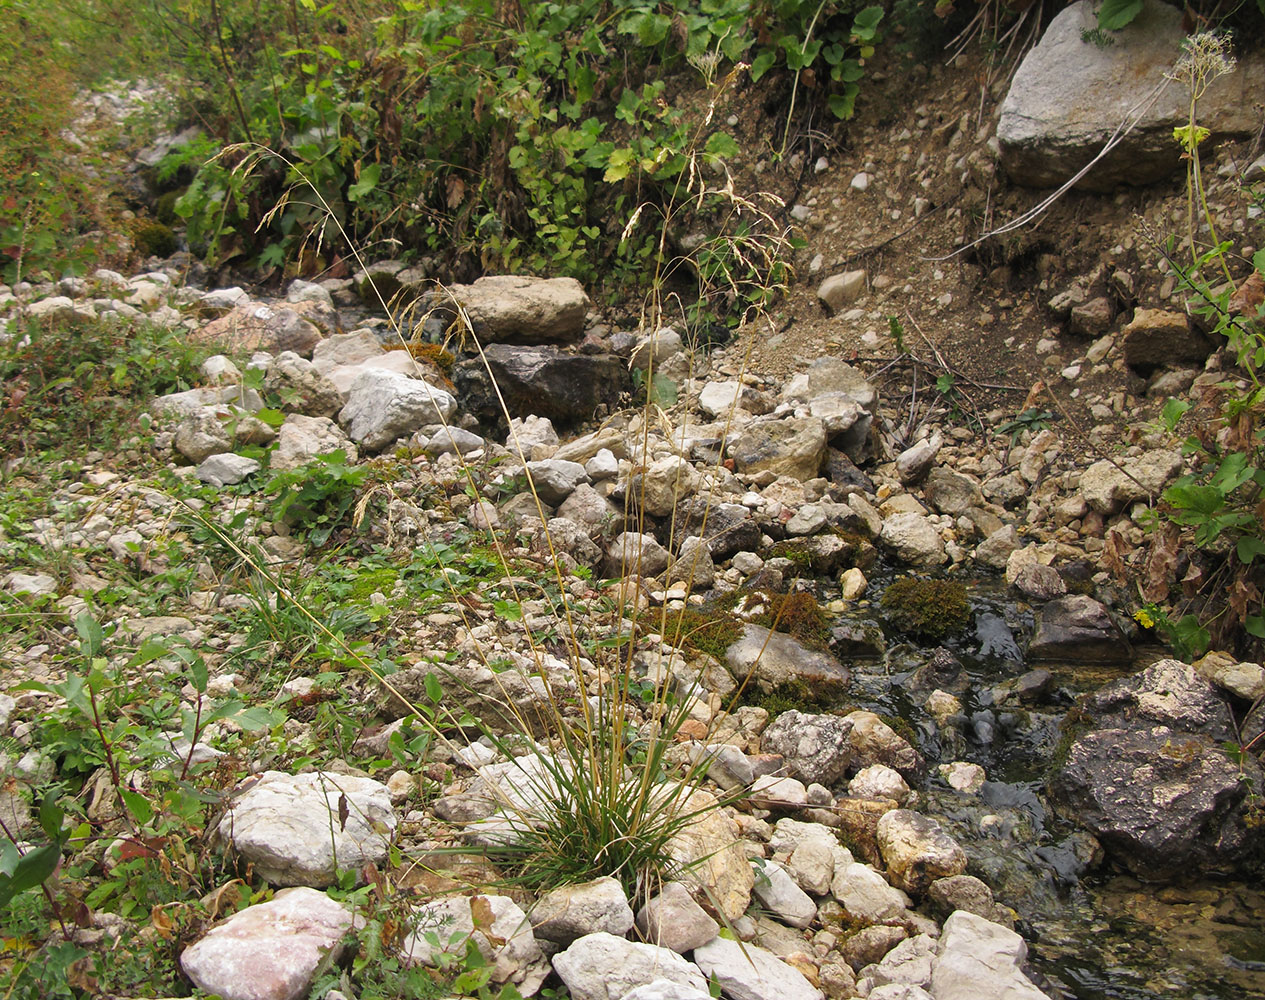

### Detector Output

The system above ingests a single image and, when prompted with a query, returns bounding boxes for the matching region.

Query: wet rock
[636,881,720,953]
[455,345,626,432]
[876,810,968,896]
[929,910,1050,1000]
[694,936,825,1000]
[728,417,827,481]
[726,625,851,696]
[215,771,396,887]
[1027,594,1130,664]
[180,888,353,1000]
[1049,659,1262,879]
[402,894,548,995]
[271,414,358,471]
[339,369,457,452]
[844,711,924,780]
[444,275,590,344]
[910,648,969,696]
[762,711,855,786]
[997,0,1265,191]
[552,932,708,1000]
[530,876,634,946]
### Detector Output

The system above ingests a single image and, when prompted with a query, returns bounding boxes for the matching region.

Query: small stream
[819,575,1265,1000]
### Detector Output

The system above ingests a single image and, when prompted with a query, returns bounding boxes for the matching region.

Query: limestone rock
[271,414,358,471]
[1079,451,1182,514]
[173,406,234,463]
[929,911,1051,1000]
[531,876,634,946]
[876,810,968,896]
[761,711,855,786]
[446,275,590,343]
[339,369,457,452]
[402,894,548,995]
[264,351,343,419]
[817,271,867,314]
[664,787,754,921]
[728,417,827,481]
[997,0,1265,191]
[830,862,908,923]
[636,881,719,953]
[605,531,670,578]
[552,932,708,1000]
[180,888,353,1000]
[214,771,397,887]
[726,625,851,697]
[693,936,825,1000]
[879,513,946,566]
[197,453,261,487]
[1121,308,1214,370]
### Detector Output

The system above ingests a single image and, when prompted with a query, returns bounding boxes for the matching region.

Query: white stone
[751,859,817,928]
[403,894,549,995]
[552,932,708,1000]
[693,935,824,1000]
[930,911,1051,1000]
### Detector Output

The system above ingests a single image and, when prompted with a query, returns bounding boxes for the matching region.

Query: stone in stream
[1048,658,1262,880]
[876,810,968,896]
[929,910,1051,1000]
[1026,594,1131,664]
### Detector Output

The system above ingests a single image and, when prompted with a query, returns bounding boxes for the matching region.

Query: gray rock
[876,810,968,896]
[726,625,850,696]
[419,425,485,456]
[215,771,396,887]
[751,859,817,928]
[630,455,700,518]
[787,358,879,413]
[817,271,867,314]
[271,414,358,471]
[180,888,353,1000]
[455,345,626,432]
[1079,451,1182,514]
[831,862,908,923]
[531,877,634,945]
[507,414,560,455]
[173,406,235,463]
[630,328,683,370]
[668,535,715,590]
[198,286,251,315]
[196,453,261,487]
[635,881,719,953]
[664,786,755,921]
[605,531,670,578]
[339,369,457,452]
[923,468,983,516]
[286,279,334,308]
[1027,594,1130,664]
[976,525,1020,570]
[728,417,827,481]
[311,330,386,368]
[445,275,591,343]
[693,936,825,1000]
[997,0,1265,191]
[5,572,56,596]
[621,981,715,1000]
[843,924,908,972]
[402,894,548,996]
[879,512,946,566]
[926,875,1011,927]
[552,932,708,1000]
[200,304,324,357]
[264,351,343,418]
[848,765,911,805]
[854,933,936,993]
[1194,651,1265,702]
[762,711,855,786]
[895,438,939,486]
[929,911,1050,1000]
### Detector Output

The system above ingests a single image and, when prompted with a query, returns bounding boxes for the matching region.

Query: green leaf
[348,162,381,203]
[0,840,18,878]
[120,789,153,827]
[603,147,636,183]
[424,672,443,703]
[1246,614,1265,639]
[38,795,64,841]
[704,131,741,159]
[750,50,776,82]
[75,611,104,657]
[232,706,278,731]
[1253,247,1264,273]
[0,844,61,908]
[1236,536,1265,564]
[189,653,209,694]
[1161,397,1191,432]
[1097,0,1143,31]
[853,5,885,36]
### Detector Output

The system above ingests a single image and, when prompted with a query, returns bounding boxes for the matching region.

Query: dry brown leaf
[1142,523,1180,602]
[1229,576,1261,623]
[1102,529,1129,580]
[1181,562,1205,597]
[470,895,506,947]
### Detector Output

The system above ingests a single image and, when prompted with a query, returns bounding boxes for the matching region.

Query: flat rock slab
[930,910,1051,1000]
[216,770,397,887]
[180,887,352,1000]
[726,624,850,696]
[445,275,591,343]
[1027,594,1130,664]
[552,931,708,1000]
[998,0,1265,191]
[693,936,825,1000]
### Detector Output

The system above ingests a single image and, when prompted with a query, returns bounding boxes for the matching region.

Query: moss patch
[880,577,970,641]
[132,218,176,259]
[746,590,832,650]
[667,605,744,660]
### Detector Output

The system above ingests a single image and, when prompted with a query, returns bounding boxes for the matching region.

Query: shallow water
[823,576,1265,1000]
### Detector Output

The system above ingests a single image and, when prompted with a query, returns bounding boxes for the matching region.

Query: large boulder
[1048,659,1263,879]
[442,275,591,343]
[693,936,825,1000]
[727,417,827,481]
[762,710,855,786]
[998,0,1265,191]
[339,369,457,452]
[552,932,708,1000]
[929,911,1051,1000]
[454,345,626,433]
[725,624,851,696]
[1027,594,1131,664]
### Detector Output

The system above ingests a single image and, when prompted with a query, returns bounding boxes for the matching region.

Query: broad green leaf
[75,612,104,657]
[604,147,636,183]
[853,5,885,35]
[0,840,19,878]
[0,844,61,908]
[38,796,64,841]
[233,706,278,731]
[1246,614,1265,639]
[1236,536,1265,564]
[120,790,153,826]
[704,131,741,158]
[1097,0,1143,31]
[347,162,381,202]
[750,50,776,82]
[1161,397,1190,432]
[424,672,443,703]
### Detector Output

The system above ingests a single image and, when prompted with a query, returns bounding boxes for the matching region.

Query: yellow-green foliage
[880,577,970,641]
[748,590,832,650]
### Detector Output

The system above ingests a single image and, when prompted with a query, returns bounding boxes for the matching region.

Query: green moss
[767,540,813,566]
[746,678,836,714]
[154,189,183,226]
[132,219,177,259]
[880,577,970,641]
[668,606,744,659]
[349,567,398,601]
[747,590,832,650]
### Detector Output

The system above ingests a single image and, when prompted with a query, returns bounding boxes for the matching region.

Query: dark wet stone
[910,647,970,695]
[1027,594,1131,664]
